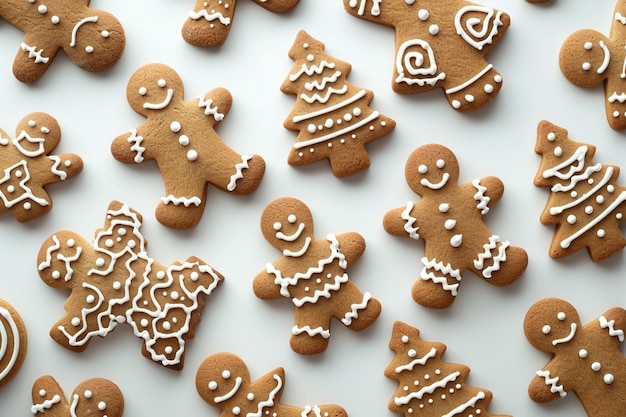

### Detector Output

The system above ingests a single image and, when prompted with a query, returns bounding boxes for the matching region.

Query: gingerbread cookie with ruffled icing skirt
[383,144,527,309]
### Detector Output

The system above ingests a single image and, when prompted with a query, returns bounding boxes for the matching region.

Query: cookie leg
[412,257,462,309]
[472,237,528,287]
[156,193,207,229]
[182,0,238,47]
[290,308,331,355]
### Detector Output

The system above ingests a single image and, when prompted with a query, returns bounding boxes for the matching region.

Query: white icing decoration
[226,155,252,192]
[189,9,231,25]
[395,39,446,87]
[127,128,146,163]
[420,173,450,190]
[282,237,312,258]
[420,257,462,296]
[12,130,45,157]
[292,325,330,339]
[472,179,490,214]
[395,371,461,405]
[31,395,61,414]
[197,95,225,121]
[0,307,21,382]
[161,195,202,207]
[597,40,611,75]
[599,315,625,342]
[0,161,49,208]
[395,347,437,373]
[348,0,381,16]
[20,43,49,64]
[552,323,577,346]
[143,89,174,110]
[70,16,98,48]
[446,64,494,96]
[276,222,305,242]
[454,6,503,51]
[293,90,366,123]
[401,201,420,240]
[49,156,68,180]
[441,391,486,417]
[473,235,509,279]
[247,374,283,417]
[292,273,348,307]
[341,292,372,325]
[536,369,567,397]
[214,377,242,403]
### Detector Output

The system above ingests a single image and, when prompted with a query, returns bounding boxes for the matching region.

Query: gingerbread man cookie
[0,112,83,222]
[0,0,125,83]
[196,352,348,417]
[0,299,27,389]
[383,144,528,309]
[111,63,266,229]
[182,0,300,47]
[343,0,509,112]
[37,200,224,370]
[253,197,382,355]
[524,298,626,417]
[281,30,395,177]
[560,0,626,130]
[31,375,124,417]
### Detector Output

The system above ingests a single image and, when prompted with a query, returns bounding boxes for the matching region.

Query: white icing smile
[276,223,305,242]
[143,88,174,110]
[421,173,450,190]
[552,322,577,346]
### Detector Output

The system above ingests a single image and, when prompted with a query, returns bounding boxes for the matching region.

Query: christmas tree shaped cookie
[524,298,626,417]
[0,112,83,222]
[37,200,224,370]
[534,121,626,262]
[281,30,395,177]
[196,352,348,417]
[385,321,511,417]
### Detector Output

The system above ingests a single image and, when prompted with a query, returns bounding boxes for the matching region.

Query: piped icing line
[551,163,602,193]
[188,9,231,25]
[31,395,61,414]
[292,325,330,339]
[305,71,342,91]
[0,161,49,208]
[441,391,486,417]
[292,273,348,307]
[617,12,626,24]
[420,257,462,296]
[161,195,202,207]
[609,92,626,103]
[290,60,336,82]
[394,347,437,373]
[401,201,420,240]
[69,393,80,417]
[536,369,567,397]
[454,7,503,51]
[0,307,20,381]
[49,156,68,180]
[38,235,61,271]
[301,85,348,104]
[341,292,372,325]
[226,155,252,192]
[348,0,381,16]
[267,234,347,297]
[473,235,500,273]
[127,128,146,163]
[214,377,242,403]
[549,167,613,215]
[292,89,366,123]
[395,39,446,87]
[560,190,626,249]
[248,374,283,417]
[599,315,625,342]
[552,323,577,346]
[56,245,83,282]
[70,16,98,47]
[143,89,174,110]
[597,41,611,75]
[283,236,311,258]
[302,405,323,417]
[446,64,494,96]
[293,111,380,150]
[276,223,305,242]
[394,371,461,405]
[20,42,49,64]
[420,173,450,190]
[542,145,587,180]
[472,179,490,215]
[197,96,225,121]
[481,238,509,279]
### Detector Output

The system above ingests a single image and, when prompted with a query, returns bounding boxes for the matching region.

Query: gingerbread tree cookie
[0,112,83,222]
[560,0,626,130]
[196,352,348,417]
[0,0,125,83]
[31,375,124,417]
[253,197,382,355]
[182,0,300,47]
[111,63,266,229]
[343,0,509,112]
[524,298,626,417]
[0,298,27,389]
[534,121,626,262]
[386,321,511,417]
[383,144,527,309]
[281,30,395,177]
[37,200,224,370]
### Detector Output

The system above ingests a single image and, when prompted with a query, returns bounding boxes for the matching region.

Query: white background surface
[0,0,625,416]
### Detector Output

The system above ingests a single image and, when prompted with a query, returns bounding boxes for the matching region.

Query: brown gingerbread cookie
[343,0,509,112]
[0,0,125,83]
[37,200,224,370]
[280,30,395,177]
[111,63,265,229]
[31,375,124,417]
[196,352,347,417]
[559,0,626,130]
[383,144,527,309]
[534,121,626,262]
[0,112,83,222]
[182,0,300,47]
[0,298,27,389]
[524,298,626,417]
[253,197,381,355]
[386,321,511,417]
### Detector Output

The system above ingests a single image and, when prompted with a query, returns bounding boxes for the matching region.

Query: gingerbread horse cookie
[524,298,626,417]
[0,0,125,83]
[182,0,300,47]
[343,0,509,112]
[111,63,266,229]
[253,197,381,355]
[196,352,348,417]
[31,375,124,417]
[560,0,626,130]
[37,200,224,370]
[0,112,83,222]
[383,144,528,309]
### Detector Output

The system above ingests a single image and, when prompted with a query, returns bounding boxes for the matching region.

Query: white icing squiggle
[395,371,461,405]
[290,60,336,81]
[38,235,61,271]
[302,405,323,417]
[127,128,145,163]
[301,85,348,104]
[420,257,462,296]
[536,369,567,397]
[401,201,420,240]
[305,71,342,91]
[197,96,225,121]
[454,7,503,51]
[20,42,49,64]
[395,347,437,373]
[472,179,490,215]
[549,167,612,215]
[227,155,252,192]
[293,90,366,123]
[31,395,61,414]
[161,195,202,207]
[293,273,348,307]
[248,374,283,417]
[341,292,371,325]
[49,156,68,180]
[395,39,446,87]
[189,10,231,25]
[441,391,486,417]
[293,111,380,150]
[292,325,330,339]
[599,315,625,342]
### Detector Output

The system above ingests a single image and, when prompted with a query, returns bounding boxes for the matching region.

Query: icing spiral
[395,39,446,87]
[454,6,504,51]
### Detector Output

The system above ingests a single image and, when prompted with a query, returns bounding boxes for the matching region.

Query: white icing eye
[288,214,297,224]
[28,120,36,127]
[222,370,231,379]
[584,42,593,50]
[418,164,428,174]
[158,79,167,88]
[41,126,49,134]
[273,222,282,231]
[582,62,591,71]
[436,159,445,169]
[557,312,566,321]
[138,87,147,96]
[208,381,218,390]
[102,30,110,38]
[542,325,551,334]
[302,43,309,49]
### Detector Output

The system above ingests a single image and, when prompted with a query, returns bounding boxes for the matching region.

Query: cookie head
[405,144,459,196]
[560,30,611,88]
[524,298,581,354]
[14,113,61,156]
[64,12,125,72]
[70,378,124,417]
[126,63,184,116]
[260,197,314,254]
[195,353,251,407]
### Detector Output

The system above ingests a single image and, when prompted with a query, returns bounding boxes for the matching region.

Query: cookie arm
[111,127,149,164]
[471,176,504,213]
[196,87,232,128]
[383,203,421,239]
[528,367,567,403]
[335,232,366,265]
[12,34,59,83]
[253,267,284,300]
[598,307,626,342]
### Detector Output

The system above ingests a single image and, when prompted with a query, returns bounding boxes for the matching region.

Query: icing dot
[39,390,46,397]
[353,107,362,117]
[567,215,577,224]
[444,219,456,230]
[23,202,32,210]
[98,402,106,411]
[465,94,475,103]
[418,9,429,20]
[170,121,182,133]
[325,118,334,128]
[141,319,149,327]
[597,229,606,238]
[554,146,563,157]
[65,160,72,167]
[71,317,81,326]
[38,5,47,13]
[542,325,551,334]
[15,170,22,178]
[618,213,623,220]
[307,54,315,62]
[429,24,439,35]
[596,195,605,204]
[418,164,428,174]
[85,46,94,53]
[571,191,578,198]
[307,124,316,134]
[494,75,503,83]
[436,159,445,168]
[288,214,297,223]
[232,406,241,415]
[105,239,114,248]
[608,185,615,193]
[191,271,199,281]
[247,393,255,401]
[584,42,593,50]
[165,346,173,354]
[187,150,199,161]
[156,271,166,279]
[139,87,147,96]
[402,335,409,343]
[113,281,121,290]
[273,222,282,231]
[557,312,566,320]
[343,113,352,122]
[408,349,417,358]
[52,271,61,279]
[585,206,594,214]
[67,239,75,247]
[614,111,620,117]
[604,374,615,384]
[84,390,92,399]
[439,203,449,213]
[86,295,95,304]
[484,84,494,94]
[592,362,602,372]
[208,381,218,390]
[179,135,190,146]
[547,132,556,141]
[28,120,36,127]
[170,291,179,300]
[101,30,110,38]
[222,370,231,379]
[452,100,461,109]
[6,186,14,193]
[157,79,167,88]
[51,15,59,24]
[579,349,588,358]
[582,62,591,71]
